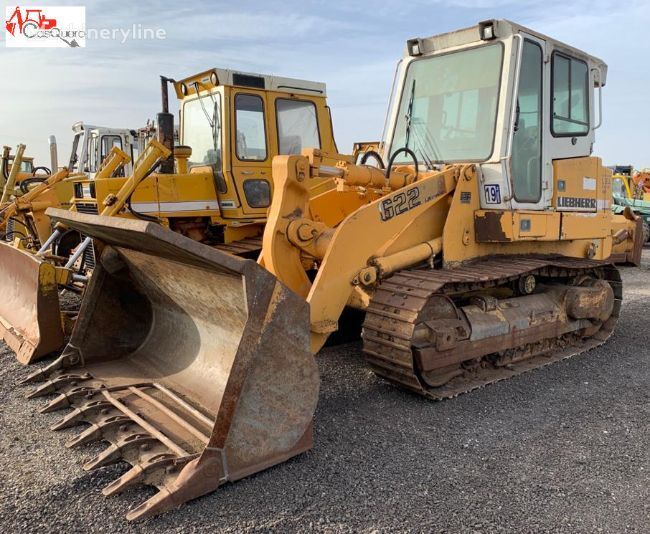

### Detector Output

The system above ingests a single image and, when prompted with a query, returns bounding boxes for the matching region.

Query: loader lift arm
[0,167,70,233]
[263,149,462,352]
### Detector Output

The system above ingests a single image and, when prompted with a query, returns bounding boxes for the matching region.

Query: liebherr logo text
[557,196,597,209]
[5,6,86,48]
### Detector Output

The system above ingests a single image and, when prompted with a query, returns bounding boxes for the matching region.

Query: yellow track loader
[23,20,641,520]
[0,68,339,364]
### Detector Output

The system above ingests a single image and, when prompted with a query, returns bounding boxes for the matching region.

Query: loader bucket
[0,242,64,364]
[24,208,319,521]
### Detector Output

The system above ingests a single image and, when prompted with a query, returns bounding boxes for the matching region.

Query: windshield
[182,93,222,168]
[389,44,503,164]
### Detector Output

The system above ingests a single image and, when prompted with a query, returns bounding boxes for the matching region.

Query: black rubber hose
[126,160,163,222]
[386,147,419,183]
[32,166,51,176]
[360,150,385,169]
[19,177,47,194]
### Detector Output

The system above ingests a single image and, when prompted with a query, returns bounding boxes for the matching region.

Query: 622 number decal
[380,187,421,221]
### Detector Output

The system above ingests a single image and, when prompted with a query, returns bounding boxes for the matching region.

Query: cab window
[275,99,320,155]
[512,39,543,203]
[101,135,123,162]
[235,94,267,161]
[551,53,589,136]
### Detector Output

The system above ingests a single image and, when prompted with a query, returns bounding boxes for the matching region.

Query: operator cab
[383,19,607,213]
[68,122,136,178]
[174,68,338,218]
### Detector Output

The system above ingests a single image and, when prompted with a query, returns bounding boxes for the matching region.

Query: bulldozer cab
[7,155,35,180]
[174,68,338,219]
[612,172,633,200]
[71,68,338,234]
[68,122,137,178]
[383,19,608,215]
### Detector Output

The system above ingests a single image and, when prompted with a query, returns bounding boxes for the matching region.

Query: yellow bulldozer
[0,68,340,364]
[22,20,641,520]
[70,69,339,249]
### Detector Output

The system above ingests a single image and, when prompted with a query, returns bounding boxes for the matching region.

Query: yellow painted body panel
[445,163,615,266]
[474,210,561,241]
[552,157,611,213]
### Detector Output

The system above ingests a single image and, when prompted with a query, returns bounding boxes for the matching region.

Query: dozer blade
[25,208,319,521]
[0,242,64,364]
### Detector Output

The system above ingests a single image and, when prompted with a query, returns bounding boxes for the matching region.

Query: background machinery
[70,69,339,251]
[22,20,641,521]
[0,68,340,364]
[1,123,140,246]
[611,165,650,242]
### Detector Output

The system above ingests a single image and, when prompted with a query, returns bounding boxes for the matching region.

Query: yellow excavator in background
[23,20,641,521]
[0,68,340,364]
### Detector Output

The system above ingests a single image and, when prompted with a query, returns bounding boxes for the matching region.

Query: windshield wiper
[402,79,439,170]
[404,79,416,149]
[194,82,216,129]
[193,82,221,165]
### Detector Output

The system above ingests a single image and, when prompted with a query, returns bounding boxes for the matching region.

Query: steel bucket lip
[46,208,251,276]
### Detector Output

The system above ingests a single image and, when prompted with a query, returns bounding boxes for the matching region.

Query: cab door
[228,89,274,217]
[509,33,549,211]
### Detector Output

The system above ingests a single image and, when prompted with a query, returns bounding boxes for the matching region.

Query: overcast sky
[1,0,649,168]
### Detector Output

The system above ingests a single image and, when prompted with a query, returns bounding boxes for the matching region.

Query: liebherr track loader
[0,68,339,364]
[23,20,641,520]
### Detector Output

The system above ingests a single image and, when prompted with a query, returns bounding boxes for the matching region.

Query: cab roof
[174,68,327,99]
[406,19,608,86]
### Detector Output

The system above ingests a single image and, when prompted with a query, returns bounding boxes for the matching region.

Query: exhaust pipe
[157,76,175,174]
[48,135,58,172]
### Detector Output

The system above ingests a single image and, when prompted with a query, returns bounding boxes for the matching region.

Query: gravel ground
[1,254,648,533]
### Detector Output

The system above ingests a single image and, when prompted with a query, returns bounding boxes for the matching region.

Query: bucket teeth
[65,415,133,448]
[123,455,222,522]
[126,488,175,522]
[102,454,184,497]
[83,433,159,471]
[19,353,74,385]
[50,400,115,431]
[39,386,100,414]
[26,373,92,399]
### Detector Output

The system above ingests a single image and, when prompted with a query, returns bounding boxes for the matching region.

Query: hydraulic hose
[360,150,385,169]
[19,177,48,194]
[126,160,163,223]
[386,147,419,184]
